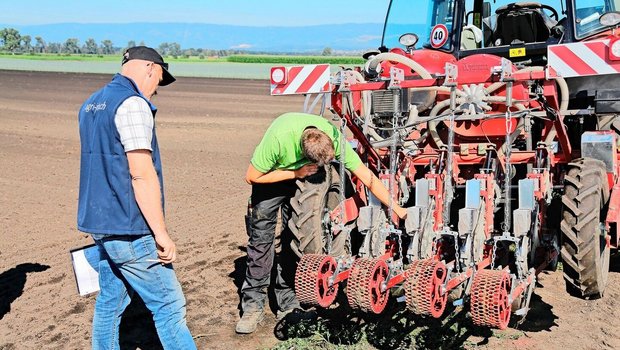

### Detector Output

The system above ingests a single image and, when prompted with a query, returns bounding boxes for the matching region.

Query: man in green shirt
[236,112,407,334]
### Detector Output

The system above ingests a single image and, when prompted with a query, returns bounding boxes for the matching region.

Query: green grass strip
[0,53,363,65]
[227,55,364,65]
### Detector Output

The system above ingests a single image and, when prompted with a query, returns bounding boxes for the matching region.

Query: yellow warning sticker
[509,48,526,57]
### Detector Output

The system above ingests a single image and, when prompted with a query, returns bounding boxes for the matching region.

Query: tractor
[270,0,620,329]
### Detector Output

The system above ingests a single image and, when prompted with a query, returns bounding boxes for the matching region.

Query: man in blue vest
[77,46,196,349]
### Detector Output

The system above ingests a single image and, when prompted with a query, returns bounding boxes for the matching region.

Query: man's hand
[294,164,319,179]
[395,206,408,220]
[154,232,177,264]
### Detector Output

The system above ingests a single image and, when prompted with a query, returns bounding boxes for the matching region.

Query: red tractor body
[272,0,620,328]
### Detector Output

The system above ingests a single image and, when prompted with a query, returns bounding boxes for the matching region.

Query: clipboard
[70,244,102,296]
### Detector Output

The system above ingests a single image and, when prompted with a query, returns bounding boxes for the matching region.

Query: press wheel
[346,258,390,314]
[295,254,339,307]
[404,259,448,318]
[470,269,512,329]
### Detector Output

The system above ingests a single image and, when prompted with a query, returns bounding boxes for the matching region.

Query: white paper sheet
[70,245,101,296]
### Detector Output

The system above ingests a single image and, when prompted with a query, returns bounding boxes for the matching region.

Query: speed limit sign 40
[430,24,449,48]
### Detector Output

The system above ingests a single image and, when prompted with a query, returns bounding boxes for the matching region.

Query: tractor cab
[381,0,620,65]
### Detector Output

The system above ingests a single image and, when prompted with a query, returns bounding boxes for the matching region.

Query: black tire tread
[560,158,610,298]
[289,165,349,257]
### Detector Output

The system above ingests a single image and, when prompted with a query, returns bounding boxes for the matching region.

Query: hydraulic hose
[344,66,420,150]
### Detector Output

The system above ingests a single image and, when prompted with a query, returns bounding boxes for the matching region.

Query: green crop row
[226,55,365,65]
[0,52,365,65]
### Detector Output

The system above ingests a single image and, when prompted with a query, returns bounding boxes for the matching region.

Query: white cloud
[230,43,253,49]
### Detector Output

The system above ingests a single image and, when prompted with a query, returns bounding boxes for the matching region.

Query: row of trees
[0,28,171,55]
[1,28,119,55]
[0,27,338,58]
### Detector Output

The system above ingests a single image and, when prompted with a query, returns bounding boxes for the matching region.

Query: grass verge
[0,53,363,64]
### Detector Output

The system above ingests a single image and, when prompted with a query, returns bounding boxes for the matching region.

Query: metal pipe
[364,52,436,111]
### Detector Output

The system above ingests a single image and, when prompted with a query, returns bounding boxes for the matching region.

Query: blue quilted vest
[77,74,164,235]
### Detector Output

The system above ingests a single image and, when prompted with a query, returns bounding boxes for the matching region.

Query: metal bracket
[491,57,514,82]
[380,224,402,237]
[444,62,458,86]
[336,69,358,92]
[389,67,405,89]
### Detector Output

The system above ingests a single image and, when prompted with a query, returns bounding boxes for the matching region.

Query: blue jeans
[91,234,196,350]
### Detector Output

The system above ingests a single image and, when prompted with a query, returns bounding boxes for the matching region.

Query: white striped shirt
[114,96,153,152]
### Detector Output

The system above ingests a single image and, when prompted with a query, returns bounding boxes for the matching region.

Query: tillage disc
[295,254,339,307]
[470,269,512,329]
[404,259,448,318]
[346,258,390,314]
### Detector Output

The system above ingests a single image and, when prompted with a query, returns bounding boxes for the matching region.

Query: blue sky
[2,0,389,26]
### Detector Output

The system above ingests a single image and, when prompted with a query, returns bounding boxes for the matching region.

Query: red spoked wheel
[470,269,512,329]
[404,259,448,318]
[346,258,390,314]
[295,254,339,307]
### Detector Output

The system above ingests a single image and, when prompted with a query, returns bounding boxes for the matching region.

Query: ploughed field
[0,70,618,349]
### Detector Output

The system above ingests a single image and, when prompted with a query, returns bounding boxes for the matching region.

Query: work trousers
[240,180,300,314]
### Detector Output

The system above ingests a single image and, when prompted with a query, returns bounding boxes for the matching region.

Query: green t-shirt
[250,112,362,173]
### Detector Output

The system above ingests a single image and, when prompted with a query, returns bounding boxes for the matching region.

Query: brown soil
[0,70,618,350]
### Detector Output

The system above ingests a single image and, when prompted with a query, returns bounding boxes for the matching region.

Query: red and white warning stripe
[270,64,331,95]
[548,39,620,78]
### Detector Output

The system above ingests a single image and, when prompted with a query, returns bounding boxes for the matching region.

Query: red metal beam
[408,151,567,166]
[386,273,407,289]
[443,257,492,293]
[345,78,439,92]
[510,273,534,302]
[330,196,361,226]
[333,269,351,284]
[553,113,572,161]
[344,72,548,93]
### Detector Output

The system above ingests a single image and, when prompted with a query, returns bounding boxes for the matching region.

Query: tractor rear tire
[561,158,610,299]
[289,165,350,257]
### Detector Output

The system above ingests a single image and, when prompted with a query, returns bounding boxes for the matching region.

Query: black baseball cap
[122,46,176,86]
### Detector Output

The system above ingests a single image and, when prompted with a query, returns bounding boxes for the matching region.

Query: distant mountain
[1,22,388,52]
